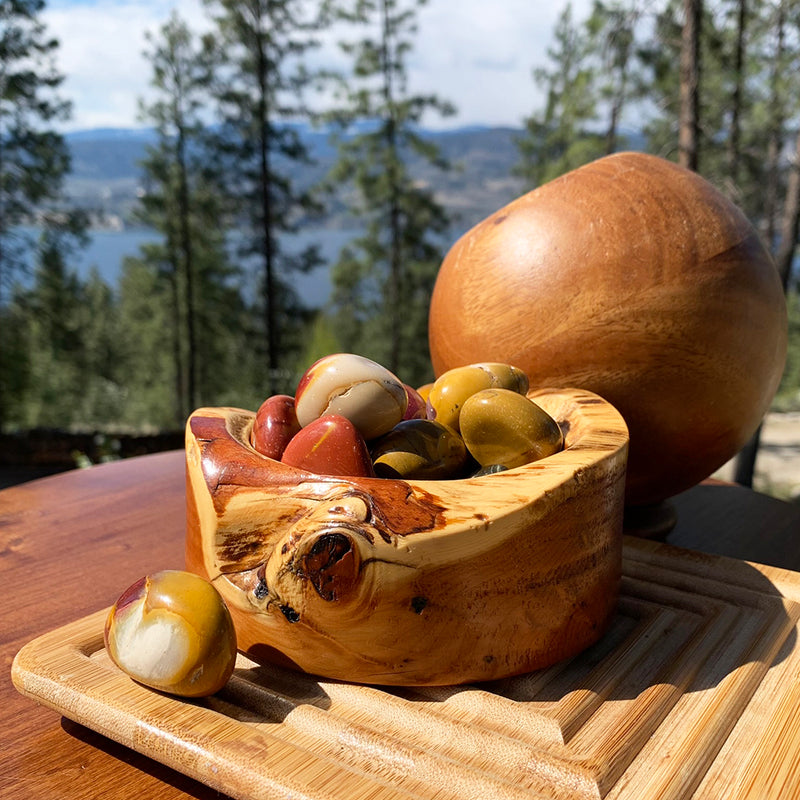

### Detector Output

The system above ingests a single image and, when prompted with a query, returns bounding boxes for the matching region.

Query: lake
[16,226,366,309]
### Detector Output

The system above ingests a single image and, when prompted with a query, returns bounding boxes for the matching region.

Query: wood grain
[185,388,629,685]
[428,152,787,506]
[0,451,224,800]
[4,448,800,800]
[13,536,800,800]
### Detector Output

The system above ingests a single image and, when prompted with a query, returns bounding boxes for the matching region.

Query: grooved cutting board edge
[12,537,800,800]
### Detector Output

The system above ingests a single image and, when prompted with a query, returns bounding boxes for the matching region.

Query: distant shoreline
[13,225,371,309]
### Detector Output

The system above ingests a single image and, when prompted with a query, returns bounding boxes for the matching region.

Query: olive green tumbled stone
[371,419,468,480]
[459,388,563,468]
[426,362,529,432]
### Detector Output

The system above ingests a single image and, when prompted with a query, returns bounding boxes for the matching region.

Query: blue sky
[42,0,592,131]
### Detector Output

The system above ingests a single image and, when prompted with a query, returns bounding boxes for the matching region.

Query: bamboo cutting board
[12,536,800,800]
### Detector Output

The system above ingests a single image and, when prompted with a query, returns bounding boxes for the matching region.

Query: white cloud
[42,0,592,132]
[43,0,209,130]
[411,0,595,128]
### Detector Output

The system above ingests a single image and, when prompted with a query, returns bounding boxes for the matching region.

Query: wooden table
[3,449,800,800]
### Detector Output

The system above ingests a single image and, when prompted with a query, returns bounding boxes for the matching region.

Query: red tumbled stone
[281,415,375,478]
[251,395,302,460]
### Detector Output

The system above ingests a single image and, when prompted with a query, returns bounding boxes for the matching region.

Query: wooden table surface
[3,449,800,800]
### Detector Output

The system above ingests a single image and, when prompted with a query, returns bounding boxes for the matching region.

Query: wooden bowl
[428,153,788,506]
[185,388,629,686]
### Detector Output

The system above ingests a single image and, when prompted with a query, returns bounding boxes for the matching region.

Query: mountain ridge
[63,124,528,230]
[62,124,644,232]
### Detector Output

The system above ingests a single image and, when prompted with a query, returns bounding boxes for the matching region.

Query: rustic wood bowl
[185,387,629,686]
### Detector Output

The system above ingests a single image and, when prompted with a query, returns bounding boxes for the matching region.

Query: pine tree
[0,0,72,295]
[730,2,799,486]
[116,252,180,428]
[6,222,123,430]
[137,12,231,421]
[516,3,605,188]
[746,0,790,239]
[725,0,748,185]
[679,0,703,171]
[73,268,124,425]
[14,230,84,427]
[325,0,454,386]
[585,0,644,156]
[638,0,728,175]
[204,0,324,396]
[0,0,81,427]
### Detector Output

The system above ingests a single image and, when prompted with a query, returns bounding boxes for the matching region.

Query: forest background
[1,0,799,494]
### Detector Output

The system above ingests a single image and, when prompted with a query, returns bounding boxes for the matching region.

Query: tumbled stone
[459,388,563,468]
[251,394,302,460]
[472,464,509,477]
[426,363,529,432]
[295,353,408,440]
[281,415,375,477]
[402,384,427,420]
[371,419,469,480]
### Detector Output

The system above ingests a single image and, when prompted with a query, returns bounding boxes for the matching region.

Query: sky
[42,0,593,132]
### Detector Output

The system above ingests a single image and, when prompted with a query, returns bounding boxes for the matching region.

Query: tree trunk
[380,0,402,375]
[176,124,198,412]
[255,13,278,396]
[166,227,188,424]
[727,0,746,187]
[678,0,702,172]
[764,0,786,250]
[605,99,621,156]
[773,134,800,294]
[733,1,786,488]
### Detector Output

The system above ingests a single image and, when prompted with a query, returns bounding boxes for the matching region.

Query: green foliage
[299,311,344,368]
[116,250,185,428]
[135,12,246,421]
[586,0,646,153]
[0,299,29,424]
[0,0,86,427]
[11,245,84,427]
[74,269,126,424]
[0,0,73,287]
[516,3,607,187]
[7,0,800,442]
[516,0,652,186]
[203,0,325,394]
[325,0,453,387]
[4,234,123,430]
[733,0,798,229]
[776,289,800,410]
[639,0,732,178]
